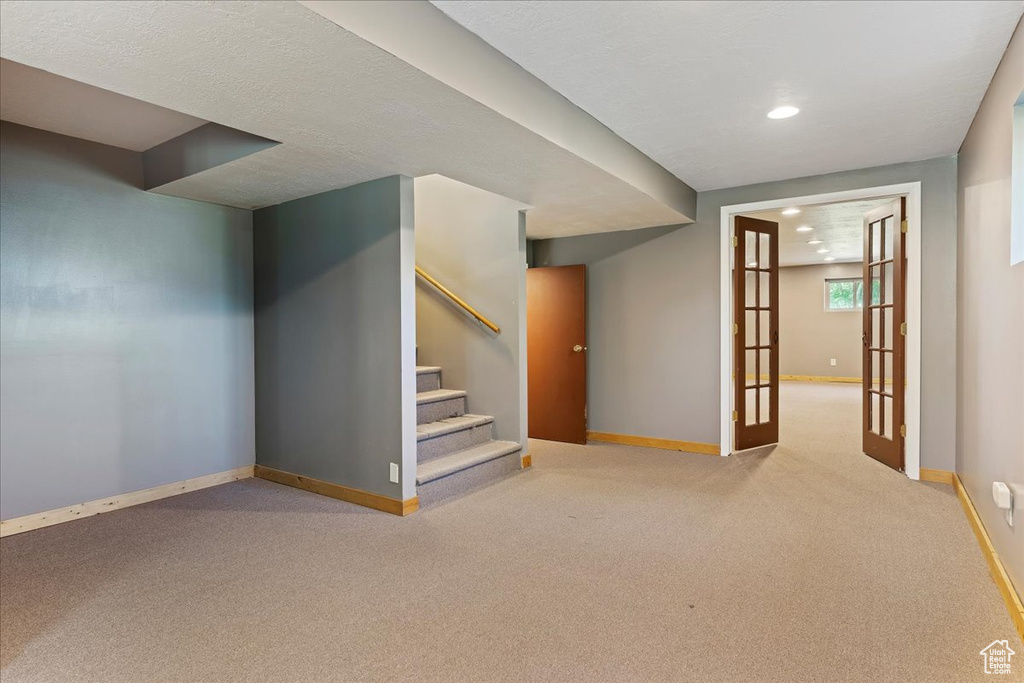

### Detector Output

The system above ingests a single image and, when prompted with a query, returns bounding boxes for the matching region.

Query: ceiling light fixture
[767,106,800,120]
[781,208,800,216]
[824,256,836,262]
[796,226,813,232]
[817,248,830,254]
[808,239,823,244]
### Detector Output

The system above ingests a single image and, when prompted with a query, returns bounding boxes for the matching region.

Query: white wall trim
[0,466,255,537]
[719,182,923,480]
[399,175,419,501]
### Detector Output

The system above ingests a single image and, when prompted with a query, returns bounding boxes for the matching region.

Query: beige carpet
[1,381,1019,682]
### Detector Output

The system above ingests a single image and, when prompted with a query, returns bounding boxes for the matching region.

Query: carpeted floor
[1,382,1019,682]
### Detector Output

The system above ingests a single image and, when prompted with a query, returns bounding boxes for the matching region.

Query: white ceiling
[0,1,690,238]
[742,198,894,267]
[432,0,1024,191]
[0,59,205,152]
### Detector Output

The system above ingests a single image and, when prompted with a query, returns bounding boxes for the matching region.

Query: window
[1012,92,1023,266]
[825,277,879,311]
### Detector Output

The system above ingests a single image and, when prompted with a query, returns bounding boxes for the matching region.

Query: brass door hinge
[900,322,906,336]
[732,410,738,422]
[900,424,906,438]
[732,235,738,248]
[901,219,908,234]
[733,323,739,335]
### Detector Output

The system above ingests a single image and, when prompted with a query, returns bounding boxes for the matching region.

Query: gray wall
[0,122,255,520]
[143,122,279,190]
[779,263,863,378]
[414,175,528,447]
[533,156,957,468]
[253,176,417,500]
[956,21,1023,597]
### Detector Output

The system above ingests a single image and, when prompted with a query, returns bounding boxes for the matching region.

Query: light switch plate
[830,358,837,367]
[389,462,399,484]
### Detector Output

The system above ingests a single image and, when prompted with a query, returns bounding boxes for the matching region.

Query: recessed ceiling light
[767,106,800,119]
[796,226,813,232]
[808,239,823,244]
[824,256,836,262]
[816,248,830,254]
[781,208,800,215]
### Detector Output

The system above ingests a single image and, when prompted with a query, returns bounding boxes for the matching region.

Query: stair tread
[416,440,521,485]
[416,388,466,405]
[417,414,494,441]
[416,366,442,375]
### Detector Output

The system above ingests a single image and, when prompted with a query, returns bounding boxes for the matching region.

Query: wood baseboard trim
[521,454,532,468]
[779,374,862,383]
[954,474,1024,642]
[254,465,417,516]
[919,468,954,485]
[587,431,720,456]
[0,465,255,538]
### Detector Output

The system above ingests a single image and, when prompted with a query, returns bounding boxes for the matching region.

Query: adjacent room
[1,1,1022,681]
[736,197,904,471]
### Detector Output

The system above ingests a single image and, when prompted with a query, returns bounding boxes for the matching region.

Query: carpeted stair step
[417,414,495,462]
[416,388,467,425]
[416,440,522,507]
[416,366,442,393]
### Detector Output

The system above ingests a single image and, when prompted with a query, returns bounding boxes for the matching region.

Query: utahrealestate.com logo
[979,640,1015,675]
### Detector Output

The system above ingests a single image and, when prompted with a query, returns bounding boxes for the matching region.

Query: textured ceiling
[433,0,1024,191]
[742,198,894,267]
[298,0,695,223]
[0,58,205,152]
[0,1,688,238]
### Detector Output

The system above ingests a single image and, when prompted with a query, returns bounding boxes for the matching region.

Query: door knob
[573,345,586,353]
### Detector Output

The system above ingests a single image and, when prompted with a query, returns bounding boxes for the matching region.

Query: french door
[862,198,906,470]
[734,216,779,450]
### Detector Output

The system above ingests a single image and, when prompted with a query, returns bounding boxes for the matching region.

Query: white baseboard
[0,465,255,538]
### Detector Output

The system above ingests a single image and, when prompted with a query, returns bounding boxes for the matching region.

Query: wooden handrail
[415,266,501,334]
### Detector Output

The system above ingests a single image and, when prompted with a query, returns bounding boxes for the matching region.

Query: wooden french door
[862,198,906,471]
[734,216,779,450]
[527,265,587,444]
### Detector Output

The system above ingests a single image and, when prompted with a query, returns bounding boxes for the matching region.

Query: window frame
[823,276,864,312]
[1011,92,1023,266]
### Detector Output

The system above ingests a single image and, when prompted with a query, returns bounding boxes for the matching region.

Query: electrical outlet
[830,358,837,367]
[389,462,399,484]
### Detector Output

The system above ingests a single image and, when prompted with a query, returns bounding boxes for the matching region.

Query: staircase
[415,366,522,507]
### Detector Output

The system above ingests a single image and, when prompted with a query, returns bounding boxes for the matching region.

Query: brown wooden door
[527,265,587,443]
[862,198,906,471]
[734,216,779,450]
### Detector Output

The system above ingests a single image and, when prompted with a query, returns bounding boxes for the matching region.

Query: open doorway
[720,183,923,480]
[737,196,907,470]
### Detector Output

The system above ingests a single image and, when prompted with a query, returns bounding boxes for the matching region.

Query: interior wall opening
[720,182,923,479]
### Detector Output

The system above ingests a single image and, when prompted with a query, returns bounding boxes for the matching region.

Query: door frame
[718,182,923,480]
